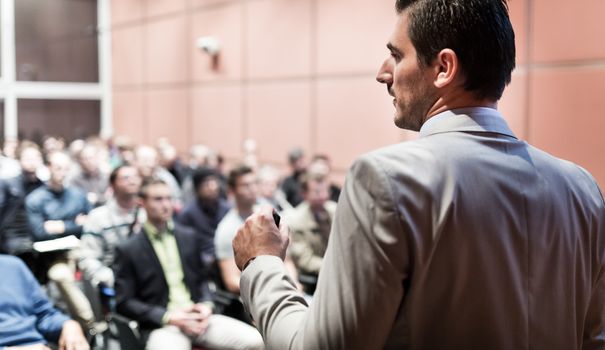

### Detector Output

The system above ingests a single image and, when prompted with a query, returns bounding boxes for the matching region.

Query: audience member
[0,142,45,273]
[42,136,66,160]
[25,151,94,329]
[0,254,89,350]
[78,165,145,287]
[69,143,109,207]
[157,139,187,186]
[308,154,341,203]
[26,152,90,242]
[286,173,337,283]
[109,135,135,169]
[280,147,306,207]
[134,145,182,209]
[114,178,264,350]
[181,144,226,205]
[2,137,19,159]
[214,165,260,294]
[177,167,230,261]
[215,165,299,294]
[257,165,292,212]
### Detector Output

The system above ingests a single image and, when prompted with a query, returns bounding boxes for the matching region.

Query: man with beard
[79,165,145,287]
[177,167,231,263]
[232,0,605,349]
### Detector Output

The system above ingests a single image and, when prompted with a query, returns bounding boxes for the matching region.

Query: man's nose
[376,59,393,84]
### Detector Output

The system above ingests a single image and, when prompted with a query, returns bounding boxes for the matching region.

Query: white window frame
[0,0,112,140]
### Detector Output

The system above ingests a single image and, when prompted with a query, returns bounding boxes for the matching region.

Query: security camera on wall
[196,36,221,56]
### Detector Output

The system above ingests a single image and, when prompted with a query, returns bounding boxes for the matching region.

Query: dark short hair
[109,164,138,186]
[192,167,219,191]
[287,147,304,165]
[300,172,327,193]
[138,177,168,198]
[227,164,254,190]
[396,0,515,100]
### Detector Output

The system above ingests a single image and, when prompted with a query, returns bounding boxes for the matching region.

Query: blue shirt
[0,255,69,348]
[25,185,91,241]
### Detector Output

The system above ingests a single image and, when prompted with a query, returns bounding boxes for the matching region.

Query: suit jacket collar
[419,107,517,139]
[138,223,189,289]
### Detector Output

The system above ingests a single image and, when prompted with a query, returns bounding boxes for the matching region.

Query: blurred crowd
[0,134,341,349]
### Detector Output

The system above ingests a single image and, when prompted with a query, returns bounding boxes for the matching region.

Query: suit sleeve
[114,243,166,326]
[582,175,605,349]
[240,155,411,349]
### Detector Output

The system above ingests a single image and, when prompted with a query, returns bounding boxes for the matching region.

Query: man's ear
[433,48,459,88]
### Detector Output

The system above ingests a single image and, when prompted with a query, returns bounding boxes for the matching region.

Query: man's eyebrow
[386,43,401,54]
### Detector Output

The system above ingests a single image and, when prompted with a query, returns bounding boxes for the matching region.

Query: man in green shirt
[114,178,263,350]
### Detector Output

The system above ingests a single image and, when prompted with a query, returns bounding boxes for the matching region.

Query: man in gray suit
[232,0,605,349]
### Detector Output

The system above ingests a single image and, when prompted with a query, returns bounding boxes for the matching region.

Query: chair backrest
[110,314,144,350]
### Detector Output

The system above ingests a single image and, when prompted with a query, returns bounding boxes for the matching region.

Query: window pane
[15,0,98,82]
[18,99,100,144]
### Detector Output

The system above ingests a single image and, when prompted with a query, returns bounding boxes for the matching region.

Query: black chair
[110,313,144,350]
[298,272,318,295]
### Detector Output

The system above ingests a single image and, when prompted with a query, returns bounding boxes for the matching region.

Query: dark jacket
[177,198,231,256]
[0,175,43,254]
[114,222,213,331]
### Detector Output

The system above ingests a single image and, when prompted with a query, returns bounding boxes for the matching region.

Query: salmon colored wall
[111,0,605,185]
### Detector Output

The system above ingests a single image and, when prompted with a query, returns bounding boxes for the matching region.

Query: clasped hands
[232,205,290,271]
[166,303,213,337]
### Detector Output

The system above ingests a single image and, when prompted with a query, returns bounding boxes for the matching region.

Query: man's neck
[424,89,497,124]
[22,171,37,182]
[47,181,64,192]
[115,194,138,211]
[148,219,168,232]
[236,203,254,218]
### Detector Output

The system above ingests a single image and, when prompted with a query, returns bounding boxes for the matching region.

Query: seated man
[0,254,89,350]
[285,173,337,283]
[0,142,45,275]
[79,165,145,287]
[25,151,94,330]
[26,151,90,242]
[114,178,263,350]
[69,142,109,208]
[177,167,231,262]
[215,165,301,295]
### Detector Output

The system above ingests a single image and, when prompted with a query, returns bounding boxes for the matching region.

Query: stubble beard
[393,79,436,132]
[394,94,433,131]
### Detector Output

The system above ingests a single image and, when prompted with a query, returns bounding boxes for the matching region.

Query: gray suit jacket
[241,108,605,350]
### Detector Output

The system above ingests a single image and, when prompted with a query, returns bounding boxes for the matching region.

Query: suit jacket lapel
[139,228,167,286]
[173,228,195,293]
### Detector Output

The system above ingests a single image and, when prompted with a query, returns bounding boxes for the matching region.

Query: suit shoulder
[174,222,197,237]
[529,145,604,204]
[116,230,145,252]
[351,140,441,186]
